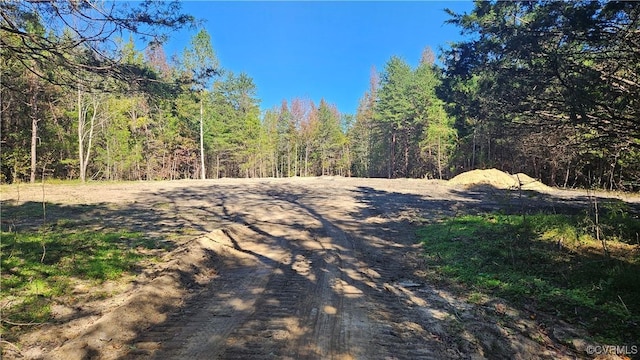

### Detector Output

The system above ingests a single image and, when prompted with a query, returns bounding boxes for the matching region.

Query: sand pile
[448,168,550,191]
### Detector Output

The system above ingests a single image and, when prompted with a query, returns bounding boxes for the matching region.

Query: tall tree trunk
[487,136,491,166]
[346,144,351,177]
[106,143,111,181]
[305,143,309,177]
[404,129,409,177]
[367,123,372,177]
[322,147,327,176]
[287,145,291,177]
[609,152,619,191]
[472,125,477,169]
[77,89,85,182]
[199,95,206,179]
[216,153,220,179]
[30,104,38,184]
[28,74,41,184]
[84,98,96,181]
[272,152,276,177]
[388,130,396,179]
[77,90,97,183]
[437,134,443,180]
[294,142,298,176]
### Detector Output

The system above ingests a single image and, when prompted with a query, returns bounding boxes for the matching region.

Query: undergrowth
[418,212,640,344]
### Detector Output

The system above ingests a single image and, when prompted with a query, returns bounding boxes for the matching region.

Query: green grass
[1,222,156,332]
[2,201,48,219]
[418,212,640,344]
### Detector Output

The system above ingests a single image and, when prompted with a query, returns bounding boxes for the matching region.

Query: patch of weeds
[596,201,640,245]
[9,296,52,324]
[467,291,486,305]
[418,212,640,344]
[0,228,157,338]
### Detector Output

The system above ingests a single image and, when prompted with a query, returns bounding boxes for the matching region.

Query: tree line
[1,1,638,190]
[441,1,640,190]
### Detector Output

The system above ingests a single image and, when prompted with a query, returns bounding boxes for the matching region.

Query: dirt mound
[513,172,551,191]
[449,168,550,191]
[449,168,517,189]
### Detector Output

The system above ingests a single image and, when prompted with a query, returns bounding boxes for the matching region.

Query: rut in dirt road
[143,188,377,359]
[129,181,577,360]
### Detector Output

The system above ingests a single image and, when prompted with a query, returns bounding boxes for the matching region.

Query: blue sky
[164,1,475,115]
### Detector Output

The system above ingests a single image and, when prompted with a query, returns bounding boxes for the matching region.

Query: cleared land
[1,177,638,359]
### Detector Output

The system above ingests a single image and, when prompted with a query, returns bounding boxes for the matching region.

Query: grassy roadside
[418,211,640,344]
[0,220,159,340]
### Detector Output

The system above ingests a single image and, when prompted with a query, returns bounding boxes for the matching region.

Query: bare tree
[77,89,108,182]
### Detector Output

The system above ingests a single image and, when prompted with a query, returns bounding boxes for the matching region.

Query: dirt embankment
[2,177,636,359]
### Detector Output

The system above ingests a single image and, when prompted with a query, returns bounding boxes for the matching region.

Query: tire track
[217,220,368,359]
[131,179,581,360]
[143,264,273,359]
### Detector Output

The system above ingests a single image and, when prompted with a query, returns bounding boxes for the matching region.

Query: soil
[448,168,551,192]
[2,177,638,359]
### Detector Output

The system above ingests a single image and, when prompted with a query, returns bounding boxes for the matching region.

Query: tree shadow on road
[131,181,622,359]
[350,184,640,351]
[4,180,638,359]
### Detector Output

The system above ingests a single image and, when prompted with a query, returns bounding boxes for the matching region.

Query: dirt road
[4,177,622,359]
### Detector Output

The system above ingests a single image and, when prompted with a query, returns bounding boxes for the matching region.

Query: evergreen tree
[351,67,378,177]
[182,29,219,179]
[375,56,413,178]
[0,0,194,89]
[443,1,640,188]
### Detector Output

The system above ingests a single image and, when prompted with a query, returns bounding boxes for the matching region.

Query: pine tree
[182,29,219,179]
